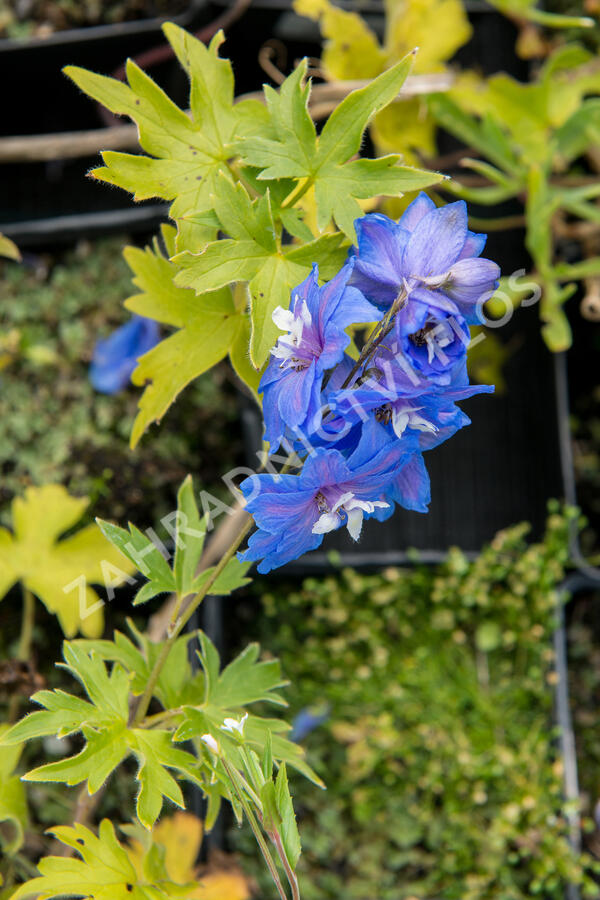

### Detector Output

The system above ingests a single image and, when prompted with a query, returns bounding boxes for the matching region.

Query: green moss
[0,238,241,526]
[235,507,599,899]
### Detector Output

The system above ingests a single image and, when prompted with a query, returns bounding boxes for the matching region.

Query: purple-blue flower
[90,315,159,395]
[260,261,380,451]
[322,343,493,454]
[239,420,415,573]
[349,193,501,325]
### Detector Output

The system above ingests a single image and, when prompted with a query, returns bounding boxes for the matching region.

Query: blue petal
[391,452,431,512]
[90,316,159,394]
[397,192,436,232]
[403,201,468,277]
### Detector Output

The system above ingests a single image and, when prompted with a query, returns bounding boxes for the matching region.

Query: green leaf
[228,314,262,402]
[191,558,253,596]
[174,636,323,787]
[276,763,301,870]
[429,93,523,177]
[248,255,309,367]
[75,625,202,709]
[553,258,600,280]
[65,28,266,253]
[10,819,191,900]
[123,241,241,446]
[0,485,135,638]
[96,519,174,591]
[554,99,600,166]
[173,476,207,597]
[2,642,201,829]
[240,56,444,239]
[0,726,27,856]
[260,780,282,833]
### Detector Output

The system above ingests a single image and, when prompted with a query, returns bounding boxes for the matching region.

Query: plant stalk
[131,512,253,726]
[222,759,290,900]
[273,828,301,900]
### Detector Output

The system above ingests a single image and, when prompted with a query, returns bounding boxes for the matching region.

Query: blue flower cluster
[240,195,500,573]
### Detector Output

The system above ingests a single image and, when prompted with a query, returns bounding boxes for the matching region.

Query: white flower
[220,712,248,737]
[200,733,219,754]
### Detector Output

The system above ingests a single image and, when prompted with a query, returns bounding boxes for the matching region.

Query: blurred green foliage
[235,507,600,898]
[0,239,241,526]
[0,0,188,38]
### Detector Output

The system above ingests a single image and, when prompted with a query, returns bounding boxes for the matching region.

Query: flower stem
[222,759,289,900]
[273,829,301,900]
[281,177,313,211]
[131,512,253,726]
[340,287,407,389]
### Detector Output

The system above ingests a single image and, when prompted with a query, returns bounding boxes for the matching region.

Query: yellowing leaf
[125,813,251,900]
[0,234,20,261]
[294,0,386,80]
[371,97,437,162]
[385,0,472,74]
[0,486,135,637]
[189,870,251,900]
[11,820,192,900]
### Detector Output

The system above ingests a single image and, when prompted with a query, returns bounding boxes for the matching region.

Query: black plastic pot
[0,0,210,244]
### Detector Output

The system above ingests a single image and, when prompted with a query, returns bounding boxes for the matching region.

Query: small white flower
[200,733,219,754]
[220,712,248,737]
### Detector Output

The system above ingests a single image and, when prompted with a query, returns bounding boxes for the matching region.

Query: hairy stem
[273,829,301,900]
[131,512,253,726]
[223,759,289,900]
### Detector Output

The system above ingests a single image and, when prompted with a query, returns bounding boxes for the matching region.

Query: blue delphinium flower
[242,196,499,573]
[239,420,416,574]
[90,315,159,395]
[349,192,501,325]
[260,260,380,451]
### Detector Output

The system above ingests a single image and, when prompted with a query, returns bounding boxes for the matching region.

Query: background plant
[232,508,600,899]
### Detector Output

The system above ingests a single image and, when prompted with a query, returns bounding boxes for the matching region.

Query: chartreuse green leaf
[173,174,347,366]
[10,819,192,900]
[76,624,203,710]
[1,642,201,830]
[123,236,245,446]
[174,635,323,788]
[240,56,444,240]
[97,476,250,606]
[64,27,268,253]
[0,726,27,856]
[0,485,135,638]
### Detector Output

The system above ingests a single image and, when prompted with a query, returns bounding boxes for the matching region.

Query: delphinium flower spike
[240,195,499,573]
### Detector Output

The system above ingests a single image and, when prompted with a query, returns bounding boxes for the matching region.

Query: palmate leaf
[239,57,444,241]
[174,635,323,787]
[65,27,268,253]
[124,813,251,899]
[11,820,192,900]
[97,475,251,604]
[0,485,135,638]
[123,232,245,446]
[172,174,348,365]
[1,643,202,830]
